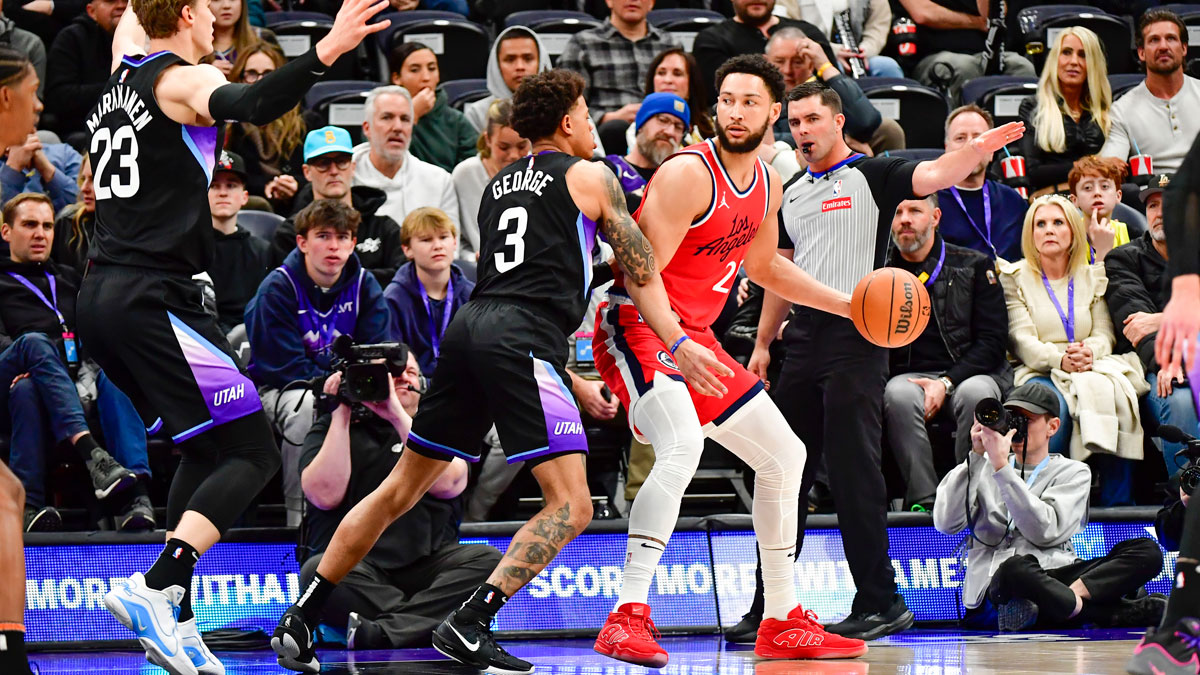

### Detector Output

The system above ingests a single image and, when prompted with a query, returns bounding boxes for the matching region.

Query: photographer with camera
[298,344,500,649]
[246,199,391,527]
[934,382,1164,632]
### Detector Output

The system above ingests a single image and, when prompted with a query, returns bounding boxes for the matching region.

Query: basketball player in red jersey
[592,55,864,666]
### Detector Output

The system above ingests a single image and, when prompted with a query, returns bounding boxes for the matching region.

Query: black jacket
[693,18,836,106]
[0,257,79,353]
[772,72,882,146]
[1018,97,1106,192]
[887,235,1013,390]
[46,15,112,136]
[211,226,273,335]
[1104,232,1170,373]
[271,185,406,287]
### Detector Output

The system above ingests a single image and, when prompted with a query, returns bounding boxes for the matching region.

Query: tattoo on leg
[493,503,578,593]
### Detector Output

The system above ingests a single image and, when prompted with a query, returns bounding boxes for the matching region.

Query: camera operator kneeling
[297,347,501,649]
[934,382,1165,631]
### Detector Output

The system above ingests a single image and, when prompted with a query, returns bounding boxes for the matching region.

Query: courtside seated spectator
[2,127,81,213]
[50,154,93,276]
[601,92,688,212]
[998,195,1149,506]
[299,348,497,649]
[884,195,1011,510]
[1019,27,1112,198]
[0,193,143,532]
[633,48,715,148]
[208,151,271,337]
[557,0,679,155]
[352,86,458,232]
[389,42,477,173]
[936,105,1026,261]
[384,207,473,378]
[1104,174,1199,479]
[934,382,1164,631]
[201,0,274,78]
[245,199,390,527]
[275,126,405,286]
[1068,156,1134,264]
[452,99,530,260]
[901,0,1035,103]
[45,0,125,139]
[1101,9,1200,174]
[463,27,549,134]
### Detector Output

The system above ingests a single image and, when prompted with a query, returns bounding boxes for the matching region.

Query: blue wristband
[669,335,690,354]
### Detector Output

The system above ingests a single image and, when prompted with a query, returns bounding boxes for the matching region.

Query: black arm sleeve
[208,49,328,126]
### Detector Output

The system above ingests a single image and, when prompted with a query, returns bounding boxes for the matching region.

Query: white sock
[761,544,798,621]
[615,377,705,610]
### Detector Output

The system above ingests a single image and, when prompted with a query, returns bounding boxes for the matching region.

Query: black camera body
[313,336,411,420]
[1160,426,1200,494]
[975,398,1029,443]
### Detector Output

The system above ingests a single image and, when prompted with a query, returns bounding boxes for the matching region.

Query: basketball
[850,268,931,348]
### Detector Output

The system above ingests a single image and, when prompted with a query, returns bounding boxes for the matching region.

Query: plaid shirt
[557,19,680,121]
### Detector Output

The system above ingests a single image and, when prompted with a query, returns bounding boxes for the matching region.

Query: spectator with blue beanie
[600,92,689,212]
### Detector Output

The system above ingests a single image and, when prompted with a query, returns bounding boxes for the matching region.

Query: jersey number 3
[494,206,528,273]
[91,126,141,200]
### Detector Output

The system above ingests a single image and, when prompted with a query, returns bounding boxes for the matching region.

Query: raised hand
[317,0,391,66]
[971,121,1025,156]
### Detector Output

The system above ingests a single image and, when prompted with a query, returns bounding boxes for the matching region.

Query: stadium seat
[238,211,285,241]
[881,148,943,162]
[372,11,491,82]
[1017,5,1136,75]
[1161,5,1200,60]
[304,80,376,143]
[504,10,602,63]
[442,78,491,111]
[647,9,725,51]
[266,12,363,80]
[859,78,950,149]
[961,76,1038,127]
[1109,73,1145,100]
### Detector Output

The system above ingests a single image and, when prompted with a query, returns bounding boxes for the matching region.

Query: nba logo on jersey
[832,180,843,197]
[118,70,128,83]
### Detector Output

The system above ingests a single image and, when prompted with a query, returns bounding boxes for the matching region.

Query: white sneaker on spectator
[178,618,225,675]
[103,572,197,675]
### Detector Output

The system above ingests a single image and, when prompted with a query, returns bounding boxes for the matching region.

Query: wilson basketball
[850,268,931,348]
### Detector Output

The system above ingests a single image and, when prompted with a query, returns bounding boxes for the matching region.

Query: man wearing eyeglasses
[272,126,405,286]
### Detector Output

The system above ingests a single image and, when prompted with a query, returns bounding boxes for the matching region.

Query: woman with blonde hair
[1019,27,1113,197]
[999,194,1148,505]
[51,153,95,276]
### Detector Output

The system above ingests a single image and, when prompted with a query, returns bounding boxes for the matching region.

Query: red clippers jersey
[615,139,770,329]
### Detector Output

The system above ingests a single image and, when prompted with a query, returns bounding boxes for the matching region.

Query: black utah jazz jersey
[87,51,223,275]
[474,151,600,335]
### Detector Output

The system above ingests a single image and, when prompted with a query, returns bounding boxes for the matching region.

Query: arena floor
[27,629,1153,674]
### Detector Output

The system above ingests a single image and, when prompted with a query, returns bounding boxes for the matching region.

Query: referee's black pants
[773,308,897,614]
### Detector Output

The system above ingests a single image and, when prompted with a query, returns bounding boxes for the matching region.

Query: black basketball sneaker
[271,605,319,674]
[432,609,535,675]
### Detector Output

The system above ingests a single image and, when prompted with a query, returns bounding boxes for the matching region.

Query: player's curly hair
[714,54,785,104]
[511,69,586,143]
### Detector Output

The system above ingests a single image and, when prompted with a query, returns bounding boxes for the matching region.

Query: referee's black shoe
[823,594,914,640]
[271,605,319,673]
[723,611,761,644]
[432,609,534,675]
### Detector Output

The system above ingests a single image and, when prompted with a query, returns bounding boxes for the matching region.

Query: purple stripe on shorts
[168,312,261,442]
[521,355,587,464]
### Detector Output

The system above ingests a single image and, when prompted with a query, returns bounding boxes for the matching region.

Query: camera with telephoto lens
[975,398,1029,443]
[1158,426,1200,494]
[315,336,411,419]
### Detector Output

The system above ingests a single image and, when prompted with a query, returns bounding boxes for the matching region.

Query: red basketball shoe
[755,605,869,660]
[593,602,669,668]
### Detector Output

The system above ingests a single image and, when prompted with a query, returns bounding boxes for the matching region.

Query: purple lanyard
[920,240,946,288]
[418,277,453,359]
[1041,273,1075,342]
[8,271,65,326]
[949,184,996,258]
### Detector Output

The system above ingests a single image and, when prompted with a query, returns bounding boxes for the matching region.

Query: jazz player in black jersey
[271,69,733,675]
[77,0,387,673]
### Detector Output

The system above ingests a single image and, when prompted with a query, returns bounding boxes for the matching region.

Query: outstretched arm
[911,121,1025,195]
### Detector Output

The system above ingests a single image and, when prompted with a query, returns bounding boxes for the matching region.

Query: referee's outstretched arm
[109,0,388,128]
[908,121,1026,195]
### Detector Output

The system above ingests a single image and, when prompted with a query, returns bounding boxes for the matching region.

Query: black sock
[0,626,30,674]
[1162,561,1200,629]
[295,573,336,625]
[73,433,100,459]
[144,538,199,592]
[454,584,509,626]
[178,586,194,623]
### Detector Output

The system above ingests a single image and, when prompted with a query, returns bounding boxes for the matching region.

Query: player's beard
[716,117,769,154]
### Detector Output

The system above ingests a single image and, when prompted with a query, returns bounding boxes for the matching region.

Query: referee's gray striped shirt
[778,155,919,295]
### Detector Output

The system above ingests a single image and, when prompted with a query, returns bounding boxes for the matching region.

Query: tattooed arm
[570,158,734,398]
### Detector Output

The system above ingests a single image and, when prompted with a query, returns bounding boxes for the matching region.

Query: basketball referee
[748,81,1024,640]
